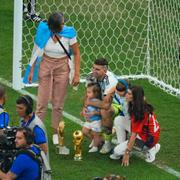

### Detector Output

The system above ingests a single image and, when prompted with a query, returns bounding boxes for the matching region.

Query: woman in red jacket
[110,85,160,166]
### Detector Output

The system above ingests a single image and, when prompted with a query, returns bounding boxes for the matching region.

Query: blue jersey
[21,113,47,144]
[0,105,9,128]
[10,146,40,180]
[86,99,101,121]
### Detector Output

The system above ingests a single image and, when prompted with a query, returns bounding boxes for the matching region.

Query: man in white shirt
[85,58,118,154]
[86,58,117,96]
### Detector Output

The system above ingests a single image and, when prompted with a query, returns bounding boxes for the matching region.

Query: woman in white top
[28,12,80,148]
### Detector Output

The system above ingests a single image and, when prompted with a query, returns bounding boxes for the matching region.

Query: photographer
[0,127,40,179]
[16,95,48,155]
[0,85,9,128]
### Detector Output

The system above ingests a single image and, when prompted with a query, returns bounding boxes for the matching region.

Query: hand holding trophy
[56,121,70,155]
[73,130,83,161]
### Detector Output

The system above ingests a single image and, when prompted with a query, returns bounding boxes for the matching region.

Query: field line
[0,78,180,178]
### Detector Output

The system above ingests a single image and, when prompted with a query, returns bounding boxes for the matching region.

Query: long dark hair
[128,85,154,122]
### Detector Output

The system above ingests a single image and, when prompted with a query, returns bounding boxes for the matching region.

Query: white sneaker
[109,153,121,160]
[88,146,98,153]
[145,143,160,163]
[89,140,94,148]
[52,134,59,145]
[57,146,70,155]
[99,141,112,154]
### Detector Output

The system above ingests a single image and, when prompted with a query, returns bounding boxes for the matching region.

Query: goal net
[13,0,180,96]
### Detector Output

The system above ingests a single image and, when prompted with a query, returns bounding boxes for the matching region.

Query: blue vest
[0,105,9,128]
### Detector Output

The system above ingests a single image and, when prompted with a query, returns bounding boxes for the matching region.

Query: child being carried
[81,83,102,153]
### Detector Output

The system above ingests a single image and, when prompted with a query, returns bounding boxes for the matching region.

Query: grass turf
[0,1,180,179]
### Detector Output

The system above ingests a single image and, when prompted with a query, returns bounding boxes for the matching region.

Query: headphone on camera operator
[16,95,34,119]
[22,95,33,116]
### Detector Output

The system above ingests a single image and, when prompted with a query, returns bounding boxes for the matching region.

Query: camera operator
[0,127,41,179]
[0,85,9,128]
[16,95,48,155]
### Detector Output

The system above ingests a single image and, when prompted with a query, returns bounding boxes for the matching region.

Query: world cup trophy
[73,130,83,161]
[56,121,70,155]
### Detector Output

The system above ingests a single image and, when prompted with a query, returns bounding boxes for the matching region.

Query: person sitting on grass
[108,79,131,147]
[85,58,118,154]
[86,79,130,154]
[110,85,160,166]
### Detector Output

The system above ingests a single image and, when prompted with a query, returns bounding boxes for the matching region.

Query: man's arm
[33,126,48,154]
[38,143,48,154]
[121,132,137,167]
[85,94,113,110]
[71,42,81,86]
[0,170,17,180]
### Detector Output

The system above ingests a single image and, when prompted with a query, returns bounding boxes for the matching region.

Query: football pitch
[0,1,180,180]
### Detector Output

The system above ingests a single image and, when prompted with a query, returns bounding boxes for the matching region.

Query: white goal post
[13,0,180,96]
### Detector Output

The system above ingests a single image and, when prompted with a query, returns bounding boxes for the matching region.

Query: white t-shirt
[103,71,118,95]
[86,70,118,96]
[44,36,77,58]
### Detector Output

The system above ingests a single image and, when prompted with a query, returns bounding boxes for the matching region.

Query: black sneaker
[26,13,42,22]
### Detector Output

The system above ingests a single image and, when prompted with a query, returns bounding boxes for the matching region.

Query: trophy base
[56,145,70,155]
[74,155,82,161]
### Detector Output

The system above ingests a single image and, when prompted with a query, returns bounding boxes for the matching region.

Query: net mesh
[21,0,180,96]
[149,0,180,95]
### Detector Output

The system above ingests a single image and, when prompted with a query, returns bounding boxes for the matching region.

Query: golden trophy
[56,121,70,155]
[73,130,83,161]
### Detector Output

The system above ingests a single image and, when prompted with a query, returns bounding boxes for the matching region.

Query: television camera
[0,127,18,172]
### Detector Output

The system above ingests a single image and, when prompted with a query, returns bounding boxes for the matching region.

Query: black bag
[134,138,146,151]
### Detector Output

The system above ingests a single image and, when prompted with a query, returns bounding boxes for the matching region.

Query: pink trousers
[36,54,69,130]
